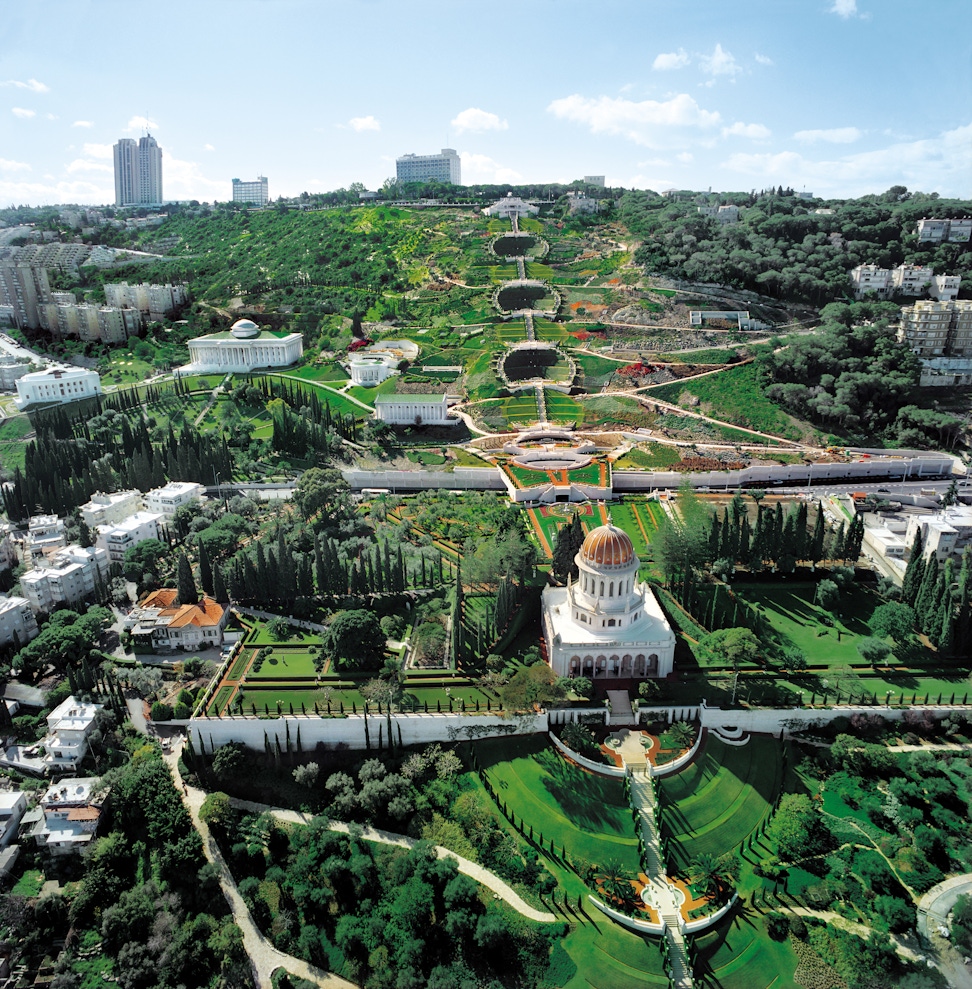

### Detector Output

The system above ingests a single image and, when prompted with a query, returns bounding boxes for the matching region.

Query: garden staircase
[524,311,536,341]
[516,256,527,279]
[663,919,694,988]
[535,384,547,424]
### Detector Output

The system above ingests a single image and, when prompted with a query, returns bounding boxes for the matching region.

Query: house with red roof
[129,589,228,652]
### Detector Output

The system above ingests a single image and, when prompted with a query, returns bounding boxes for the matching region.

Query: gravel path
[230,796,557,924]
[163,746,357,989]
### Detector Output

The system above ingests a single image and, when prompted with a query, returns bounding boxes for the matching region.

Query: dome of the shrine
[579,524,635,568]
[230,318,260,338]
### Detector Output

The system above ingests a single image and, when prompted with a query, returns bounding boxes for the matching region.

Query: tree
[815,579,839,613]
[868,602,915,643]
[857,637,892,666]
[293,467,351,526]
[598,860,636,908]
[293,763,320,788]
[176,552,198,606]
[266,616,291,640]
[766,793,831,860]
[199,791,233,830]
[696,627,759,669]
[561,721,599,756]
[325,609,386,672]
[689,852,738,901]
[212,742,246,781]
[669,721,696,748]
[197,540,214,596]
[213,565,229,602]
[122,539,168,588]
[499,663,565,712]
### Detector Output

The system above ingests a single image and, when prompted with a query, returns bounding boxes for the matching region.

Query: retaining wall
[588,895,666,935]
[548,730,627,777]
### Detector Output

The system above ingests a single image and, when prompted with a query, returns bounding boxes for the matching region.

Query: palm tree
[598,860,636,908]
[689,852,737,901]
[669,721,696,748]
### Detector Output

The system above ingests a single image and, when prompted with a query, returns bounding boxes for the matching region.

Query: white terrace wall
[189,711,547,753]
[699,703,966,736]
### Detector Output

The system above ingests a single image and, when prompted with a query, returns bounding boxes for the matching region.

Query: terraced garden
[658,734,783,867]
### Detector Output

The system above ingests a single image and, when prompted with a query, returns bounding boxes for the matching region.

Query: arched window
[609,581,614,597]
[608,618,615,627]
[599,581,604,596]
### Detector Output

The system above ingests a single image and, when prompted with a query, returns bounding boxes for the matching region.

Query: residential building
[697,204,740,224]
[6,243,90,272]
[483,193,539,218]
[104,281,189,319]
[373,394,456,426]
[0,791,27,848]
[80,489,144,528]
[19,545,110,613]
[176,318,302,375]
[395,149,461,185]
[918,358,972,388]
[113,133,163,206]
[892,263,934,296]
[583,175,606,187]
[232,176,269,206]
[144,481,205,517]
[0,356,35,391]
[14,365,101,409]
[33,777,106,856]
[542,524,675,681]
[129,589,227,652]
[566,191,600,215]
[0,263,51,329]
[0,525,16,570]
[38,301,141,342]
[916,217,972,243]
[850,263,961,300]
[930,274,961,301]
[899,299,972,358]
[906,508,972,563]
[0,596,39,648]
[95,511,163,562]
[25,515,66,557]
[41,698,102,769]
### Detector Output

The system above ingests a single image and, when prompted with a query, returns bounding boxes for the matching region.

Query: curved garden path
[228,796,556,924]
[162,745,356,989]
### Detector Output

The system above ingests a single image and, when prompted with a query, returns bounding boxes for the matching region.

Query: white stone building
[129,589,227,652]
[41,698,102,769]
[95,511,163,562]
[850,263,961,301]
[144,481,205,518]
[850,264,893,298]
[542,524,675,682]
[483,193,539,218]
[906,508,972,563]
[25,515,66,557]
[231,177,269,206]
[177,318,303,375]
[899,299,972,359]
[348,354,398,386]
[396,149,461,185]
[916,218,972,243]
[697,204,740,224]
[0,596,39,648]
[19,545,110,613]
[14,365,101,409]
[104,281,189,319]
[33,777,106,856]
[80,490,144,528]
[0,356,35,391]
[373,393,455,426]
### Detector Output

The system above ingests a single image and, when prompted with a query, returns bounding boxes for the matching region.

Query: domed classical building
[541,523,675,681]
[177,318,303,375]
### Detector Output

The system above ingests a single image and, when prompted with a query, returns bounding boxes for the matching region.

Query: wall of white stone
[189,711,547,752]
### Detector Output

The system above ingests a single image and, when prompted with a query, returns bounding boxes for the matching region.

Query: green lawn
[405,449,447,465]
[346,376,399,406]
[495,320,528,343]
[288,362,349,383]
[646,363,808,441]
[542,391,585,423]
[659,735,782,867]
[472,393,539,429]
[477,734,642,875]
[693,906,800,989]
[247,651,319,679]
[613,443,682,470]
[534,319,570,343]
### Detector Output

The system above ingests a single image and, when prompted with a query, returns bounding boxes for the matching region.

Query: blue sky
[1,0,970,206]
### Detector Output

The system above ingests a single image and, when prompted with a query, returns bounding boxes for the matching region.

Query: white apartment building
[697,204,740,223]
[95,511,163,562]
[0,356,35,391]
[80,489,144,528]
[0,263,52,330]
[41,698,102,769]
[373,393,455,426]
[33,776,106,856]
[849,264,892,297]
[851,263,961,300]
[25,515,66,557]
[113,133,162,206]
[583,176,606,187]
[145,481,205,517]
[906,508,972,563]
[0,792,27,849]
[892,263,934,296]
[19,544,110,613]
[899,299,972,359]
[0,596,39,648]
[916,217,972,243]
[177,319,303,374]
[14,365,101,409]
[38,301,141,343]
[232,176,269,206]
[396,149,461,185]
[104,281,189,319]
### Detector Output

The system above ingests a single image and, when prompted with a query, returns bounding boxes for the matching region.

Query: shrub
[150,701,173,722]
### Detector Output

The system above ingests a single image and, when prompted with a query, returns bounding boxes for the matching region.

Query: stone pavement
[230,797,556,924]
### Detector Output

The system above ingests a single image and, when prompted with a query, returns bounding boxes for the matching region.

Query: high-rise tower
[113,133,163,205]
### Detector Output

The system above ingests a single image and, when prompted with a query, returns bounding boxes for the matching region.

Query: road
[918,876,972,989]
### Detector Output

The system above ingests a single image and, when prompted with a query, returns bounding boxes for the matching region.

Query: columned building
[373,394,454,426]
[14,366,101,408]
[542,524,675,681]
[177,318,303,375]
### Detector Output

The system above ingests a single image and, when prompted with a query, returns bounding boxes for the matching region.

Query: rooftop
[197,328,296,341]
[136,589,224,629]
[374,393,448,404]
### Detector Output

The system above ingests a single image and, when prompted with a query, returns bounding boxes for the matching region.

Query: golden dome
[579,524,635,568]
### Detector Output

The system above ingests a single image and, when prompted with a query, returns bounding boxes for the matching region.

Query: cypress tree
[176,552,198,606]
[901,531,926,605]
[213,565,228,603]
[809,503,826,567]
[915,556,940,631]
[198,539,214,596]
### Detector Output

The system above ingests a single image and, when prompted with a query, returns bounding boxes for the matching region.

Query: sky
[1,0,971,207]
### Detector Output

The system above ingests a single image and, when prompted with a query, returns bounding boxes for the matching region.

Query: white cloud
[794,127,862,144]
[0,158,31,172]
[652,49,689,71]
[1,78,49,93]
[699,44,742,79]
[723,121,771,139]
[348,115,380,132]
[547,92,720,148]
[830,0,858,17]
[66,158,111,174]
[162,154,226,200]
[721,122,972,198]
[83,143,113,159]
[0,177,112,207]
[45,113,58,120]
[204,143,215,151]
[12,107,36,119]
[754,52,774,66]
[459,152,522,185]
[125,115,158,132]
[72,120,93,128]
[450,107,508,133]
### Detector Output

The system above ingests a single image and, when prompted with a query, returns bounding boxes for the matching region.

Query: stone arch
[647,653,659,674]
[621,654,633,676]
[634,654,646,676]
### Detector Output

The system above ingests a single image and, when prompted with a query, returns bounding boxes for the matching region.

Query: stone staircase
[516,256,526,279]
[524,311,536,341]
[535,384,547,424]
[663,917,694,989]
